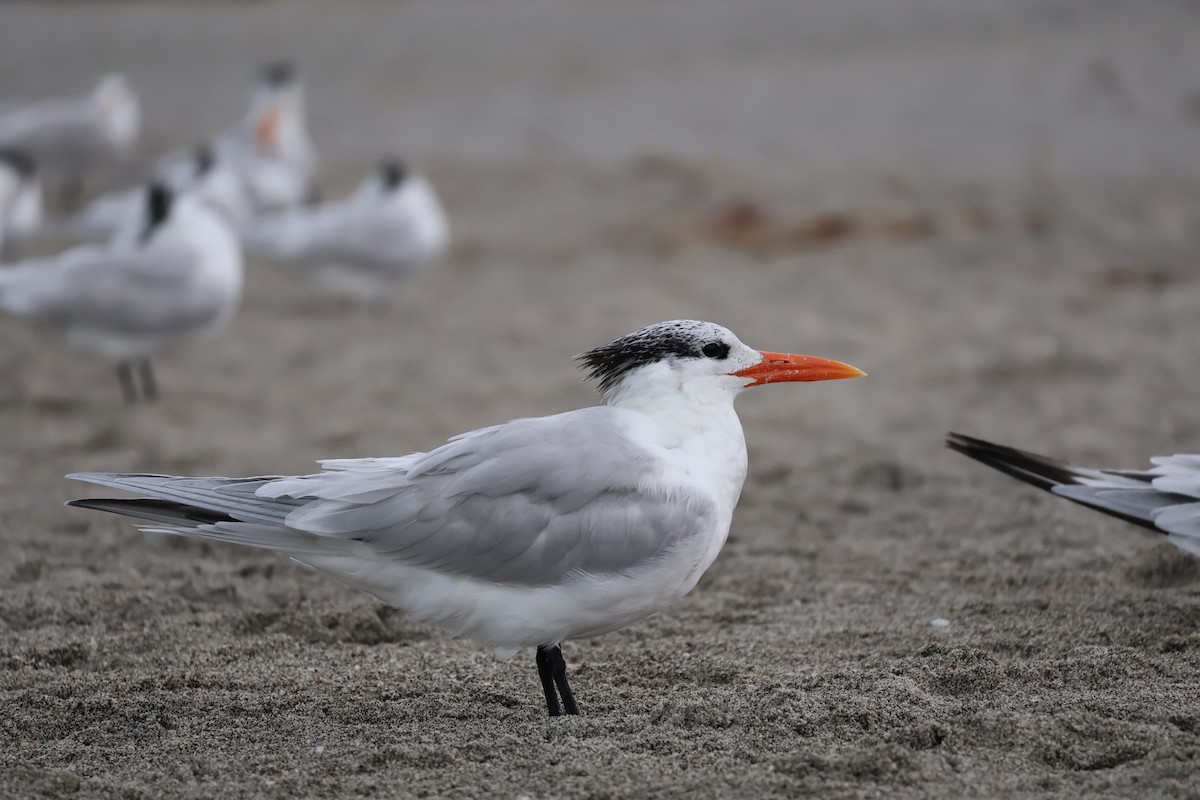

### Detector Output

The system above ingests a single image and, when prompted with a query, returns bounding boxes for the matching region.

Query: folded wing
[71,408,716,586]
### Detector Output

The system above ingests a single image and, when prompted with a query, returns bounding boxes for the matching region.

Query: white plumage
[0,183,243,402]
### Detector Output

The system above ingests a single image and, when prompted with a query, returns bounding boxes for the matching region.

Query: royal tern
[67,320,865,715]
[240,158,448,297]
[160,62,317,214]
[0,149,42,262]
[0,183,243,403]
[947,433,1200,558]
[0,74,139,199]
[62,143,252,240]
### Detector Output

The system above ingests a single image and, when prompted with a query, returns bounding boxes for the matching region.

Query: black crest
[141,182,173,243]
[0,148,36,179]
[192,143,215,177]
[259,61,296,88]
[379,159,409,191]
[577,320,729,394]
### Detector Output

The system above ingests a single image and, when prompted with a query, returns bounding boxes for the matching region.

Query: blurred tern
[947,433,1200,557]
[162,62,317,213]
[62,144,252,240]
[0,183,243,403]
[0,74,139,198]
[241,158,448,297]
[0,149,42,262]
[67,320,865,715]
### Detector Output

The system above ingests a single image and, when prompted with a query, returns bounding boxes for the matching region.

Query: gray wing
[13,245,224,334]
[71,408,717,586]
[947,433,1200,557]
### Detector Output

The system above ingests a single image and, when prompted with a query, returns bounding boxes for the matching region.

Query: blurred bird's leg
[59,174,85,212]
[536,644,579,717]
[115,361,137,405]
[137,359,158,402]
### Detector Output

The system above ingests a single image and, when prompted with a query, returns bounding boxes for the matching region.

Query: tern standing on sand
[155,62,317,215]
[68,321,865,715]
[0,183,243,403]
[0,74,139,202]
[63,144,253,240]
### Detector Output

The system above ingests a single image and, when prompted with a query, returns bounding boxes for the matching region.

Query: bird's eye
[701,342,729,359]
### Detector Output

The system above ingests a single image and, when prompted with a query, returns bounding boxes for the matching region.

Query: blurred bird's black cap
[259,61,296,87]
[379,158,408,190]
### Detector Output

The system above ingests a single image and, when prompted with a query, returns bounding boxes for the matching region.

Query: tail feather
[946,432,1195,540]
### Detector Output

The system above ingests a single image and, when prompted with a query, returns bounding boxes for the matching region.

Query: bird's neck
[605,381,748,509]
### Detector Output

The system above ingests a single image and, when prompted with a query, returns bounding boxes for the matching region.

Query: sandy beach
[1,1,1199,797]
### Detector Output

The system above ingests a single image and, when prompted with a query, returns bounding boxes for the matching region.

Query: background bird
[67,320,865,715]
[61,143,252,240]
[0,74,139,206]
[240,158,447,297]
[947,432,1200,558]
[0,182,243,403]
[158,61,317,215]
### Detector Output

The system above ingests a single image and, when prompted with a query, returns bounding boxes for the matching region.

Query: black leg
[549,645,580,715]
[116,361,137,405]
[536,645,562,717]
[137,359,159,402]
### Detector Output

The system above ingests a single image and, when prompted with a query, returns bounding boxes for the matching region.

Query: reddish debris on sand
[705,198,772,246]
[877,212,937,241]
[962,205,994,232]
[1099,264,1173,289]
[787,212,859,248]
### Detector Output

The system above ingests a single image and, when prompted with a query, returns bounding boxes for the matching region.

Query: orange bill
[731,351,866,386]
[255,106,281,154]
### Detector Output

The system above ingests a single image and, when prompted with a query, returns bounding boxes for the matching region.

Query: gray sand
[2,1,1199,797]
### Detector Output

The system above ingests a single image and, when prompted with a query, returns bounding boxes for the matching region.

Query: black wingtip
[945,431,1084,493]
[67,497,233,526]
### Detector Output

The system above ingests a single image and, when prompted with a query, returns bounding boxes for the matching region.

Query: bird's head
[578,320,864,406]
